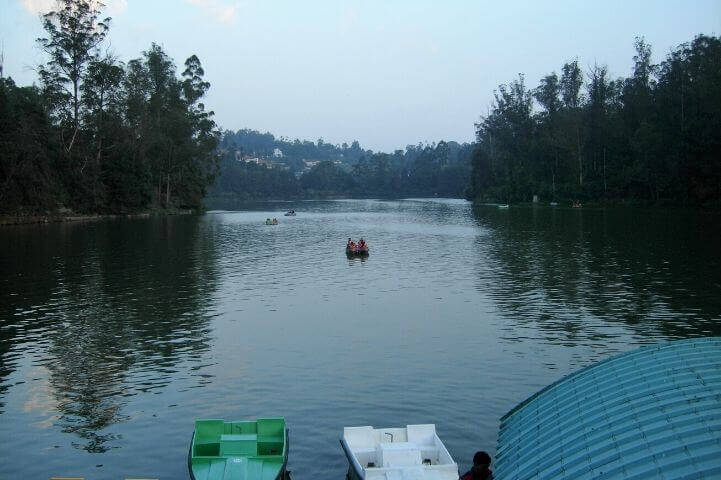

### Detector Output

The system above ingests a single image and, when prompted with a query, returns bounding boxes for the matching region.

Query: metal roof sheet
[495,337,721,480]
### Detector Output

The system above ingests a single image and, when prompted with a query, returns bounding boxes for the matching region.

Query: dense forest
[0,0,219,215]
[467,35,721,206]
[2,0,718,214]
[207,136,472,203]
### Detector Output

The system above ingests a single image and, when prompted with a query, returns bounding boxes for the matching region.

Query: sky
[2,0,720,152]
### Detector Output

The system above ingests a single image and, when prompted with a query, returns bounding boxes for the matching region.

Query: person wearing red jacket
[460,451,493,480]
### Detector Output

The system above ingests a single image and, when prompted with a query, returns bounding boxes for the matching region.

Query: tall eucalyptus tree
[37,0,110,151]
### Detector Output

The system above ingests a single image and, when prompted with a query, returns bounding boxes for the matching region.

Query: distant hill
[206,130,474,205]
[219,129,374,176]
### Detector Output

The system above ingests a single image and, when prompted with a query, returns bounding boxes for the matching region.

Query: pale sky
[2,0,720,151]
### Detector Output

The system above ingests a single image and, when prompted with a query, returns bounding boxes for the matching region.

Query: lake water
[1,199,720,479]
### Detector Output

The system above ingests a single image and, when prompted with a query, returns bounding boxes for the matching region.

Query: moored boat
[340,424,458,479]
[189,418,288,480]
[498,204,510,209]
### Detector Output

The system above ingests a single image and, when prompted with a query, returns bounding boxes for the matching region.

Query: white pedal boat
[340,424,459,480]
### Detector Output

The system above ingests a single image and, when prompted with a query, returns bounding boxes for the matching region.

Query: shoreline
[0,209,196,227]
[471,199,721,211]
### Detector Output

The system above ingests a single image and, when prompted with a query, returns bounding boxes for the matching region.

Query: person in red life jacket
[460,451,493,480]
[358,238,367,250]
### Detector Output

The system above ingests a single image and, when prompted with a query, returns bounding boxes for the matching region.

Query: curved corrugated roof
[494,337,721,480]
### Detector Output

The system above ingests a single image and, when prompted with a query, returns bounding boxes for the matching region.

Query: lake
[1,199,720,479]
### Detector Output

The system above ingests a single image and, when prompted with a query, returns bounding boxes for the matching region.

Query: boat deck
[341,424,458,479]
[190,418,287,480]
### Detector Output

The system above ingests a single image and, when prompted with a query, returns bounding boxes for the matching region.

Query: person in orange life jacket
[461,451,493,480]
[358,238,366,249]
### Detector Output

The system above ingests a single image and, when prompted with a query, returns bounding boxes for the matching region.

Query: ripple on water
[1,200,720,478]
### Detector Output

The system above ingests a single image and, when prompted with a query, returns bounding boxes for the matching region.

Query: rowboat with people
[345,238,369,256]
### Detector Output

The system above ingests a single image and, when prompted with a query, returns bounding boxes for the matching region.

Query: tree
[560,60,585,188]
[534,73,561,115]
[468,35,721,206]
[621,37,659,199]
[534,73,562,198]
[586,63,609,195]
[178,54,220,207]
[37,0,111,144]
[560,60,583,109]
[471,74,534,201]
[81,53,124,206]
[301,161,355,195]
[2,0,222,214]
[0,79,58,212]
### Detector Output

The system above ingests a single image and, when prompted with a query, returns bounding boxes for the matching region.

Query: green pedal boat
[188,418,289,480]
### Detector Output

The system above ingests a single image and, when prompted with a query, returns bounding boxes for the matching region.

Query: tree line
[467,35,721,206]
[206,138,472,204]
[0,0,219,215]
[3,2,717,213]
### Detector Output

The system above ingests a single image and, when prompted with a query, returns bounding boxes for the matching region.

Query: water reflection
[346,256,369,265]
[1,201,720,479]
[472,205,721,345]
[0,217,218,452]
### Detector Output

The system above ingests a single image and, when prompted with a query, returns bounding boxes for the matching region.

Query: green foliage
[36,0,111,129]
[210,136,473,200]
[468,34,721,206]
[0,79,59,212]
[301,161,355,196]
[208,155,300,201]
[1,0,219,214]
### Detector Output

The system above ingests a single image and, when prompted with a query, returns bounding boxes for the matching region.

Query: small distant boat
[265,218,279,225]
[189,418,288,480]
[346,245,369,256]
[550,201,558,206]
[340,424,458,480]
[498,204,510,209]
[283,211,296,217]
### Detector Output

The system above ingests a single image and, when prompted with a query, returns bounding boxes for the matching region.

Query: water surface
[1,199,719,478]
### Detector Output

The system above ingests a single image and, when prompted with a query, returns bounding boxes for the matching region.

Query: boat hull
[345,247,369,256]
[188,419,289,480]
[340,437,364,479]
[340,424,458,480]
